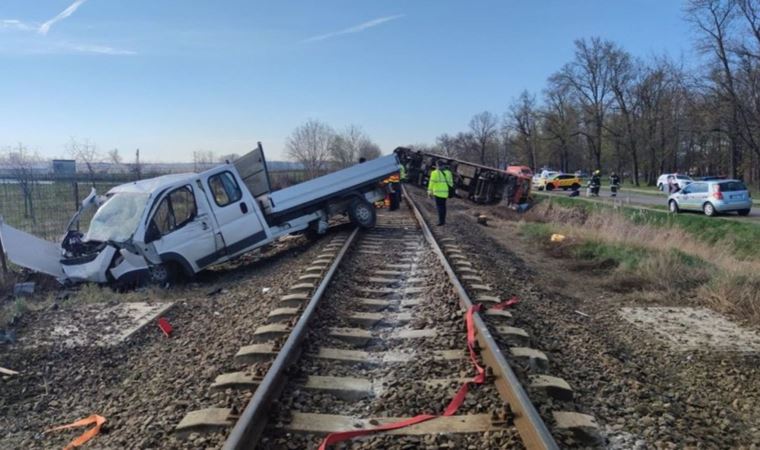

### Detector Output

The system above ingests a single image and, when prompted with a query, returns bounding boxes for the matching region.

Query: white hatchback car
[657,173,693,191]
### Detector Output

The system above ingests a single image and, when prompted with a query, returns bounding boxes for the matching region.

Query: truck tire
[150,263,178,286]
[349,198,376,228]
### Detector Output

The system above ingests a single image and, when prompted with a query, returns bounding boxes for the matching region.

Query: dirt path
[408,187,760,449]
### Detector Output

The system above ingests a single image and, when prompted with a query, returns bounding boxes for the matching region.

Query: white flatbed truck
[0,144,399,285]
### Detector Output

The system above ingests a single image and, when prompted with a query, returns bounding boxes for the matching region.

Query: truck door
[202,169,267,256]
[145,184,218,272]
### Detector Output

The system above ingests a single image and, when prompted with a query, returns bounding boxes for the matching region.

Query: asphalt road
[539,186,760,223]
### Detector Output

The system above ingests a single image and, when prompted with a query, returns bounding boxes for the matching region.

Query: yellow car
[544,174,582,191]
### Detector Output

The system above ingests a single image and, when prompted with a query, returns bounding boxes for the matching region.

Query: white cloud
[65,43,136,55]
[1,19,37,32]
[302,14,404,43]
[38,0,89,35]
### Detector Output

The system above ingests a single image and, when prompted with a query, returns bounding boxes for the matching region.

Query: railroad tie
[529,374,574,401]
[252,323,290,342]
[494,325,530,345]
[234,343,276,365]
[290,282,316,293]
[175,408,235,438]
[298,273,322,282]
[267,307,300,323]
[509,347,549,372]
[344,311,412,327]
[210,372,263,391]
[280,412,508,436]
[328,327,373,346]
[552,411,600,442]
[324,347,458,364]
[279,292,310,308]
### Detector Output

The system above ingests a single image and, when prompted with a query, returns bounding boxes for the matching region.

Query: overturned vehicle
[0,144,400,285]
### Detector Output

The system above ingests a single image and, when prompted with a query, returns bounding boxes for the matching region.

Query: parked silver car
[668,180,752,216]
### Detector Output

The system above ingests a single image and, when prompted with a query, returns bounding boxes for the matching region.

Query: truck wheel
[349,198,376,228]
[150,263,177,286]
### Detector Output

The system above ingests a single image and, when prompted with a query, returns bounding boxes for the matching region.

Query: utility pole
[135,148,141,180]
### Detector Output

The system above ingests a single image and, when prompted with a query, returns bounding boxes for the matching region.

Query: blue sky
[0,1,695,162]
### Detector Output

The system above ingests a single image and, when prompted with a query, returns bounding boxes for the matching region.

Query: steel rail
[403,185,558,450]
[222,227,360,450]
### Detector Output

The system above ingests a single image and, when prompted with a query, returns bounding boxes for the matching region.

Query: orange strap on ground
[317,304,486,450]
[45,414,106,450]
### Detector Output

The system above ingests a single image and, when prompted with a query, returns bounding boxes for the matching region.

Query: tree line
[411,0,760,188]
[286,120,382,178]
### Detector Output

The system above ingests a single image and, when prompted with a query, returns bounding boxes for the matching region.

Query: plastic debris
[157,317,173,337]
[45,414,106,450]
[550,233,566,243]
[262,287,271,294]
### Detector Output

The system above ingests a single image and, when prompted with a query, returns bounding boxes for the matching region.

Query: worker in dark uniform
[387,172,401,211]
[427,160,451,226]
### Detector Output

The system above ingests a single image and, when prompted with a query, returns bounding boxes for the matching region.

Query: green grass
[536,195,760,261]
[518,222,554,242]
[574,240,648,269]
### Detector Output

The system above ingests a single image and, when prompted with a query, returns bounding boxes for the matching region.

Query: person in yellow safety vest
[427,160,453,226]
[399,163,407,182]
[442,165,454,198]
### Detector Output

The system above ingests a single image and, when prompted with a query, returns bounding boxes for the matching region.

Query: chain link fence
[0,179,122,241]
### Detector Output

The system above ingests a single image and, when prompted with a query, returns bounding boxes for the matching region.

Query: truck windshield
[85,192,150,242]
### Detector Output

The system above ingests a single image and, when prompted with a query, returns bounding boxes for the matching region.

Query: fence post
[0,231,8,275]
[73,181,79,211]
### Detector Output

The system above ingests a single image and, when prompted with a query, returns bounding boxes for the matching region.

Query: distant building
[52,159,76,176]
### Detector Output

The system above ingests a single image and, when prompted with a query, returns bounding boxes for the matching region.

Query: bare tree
[1,144,41,223]
[193,150,216,172]
[435,134,458,157]
[287,119,336,178]
[469,111,499,164]
[218,153,241,163]
[67,138,100,184]
[129,148,142,180]
[509,91,540,170]
[556,37,615,169]
[543,79,580,173]
[331,125,380,167]
[358,142,382,161]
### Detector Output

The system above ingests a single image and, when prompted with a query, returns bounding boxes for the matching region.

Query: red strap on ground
[44,414,106,450]
[490,296,519,310]
[317,304,485,450]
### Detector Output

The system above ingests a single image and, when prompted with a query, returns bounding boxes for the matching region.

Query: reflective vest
[428,169,450,198]
[443,169,454,187]
[399,164,407,181]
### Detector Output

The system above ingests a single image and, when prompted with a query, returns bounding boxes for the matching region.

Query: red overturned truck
[394,147,531,207]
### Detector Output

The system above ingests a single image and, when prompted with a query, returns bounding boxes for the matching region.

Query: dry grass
[522,201,760,324]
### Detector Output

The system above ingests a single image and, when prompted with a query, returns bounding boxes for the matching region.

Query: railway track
[174,189,597,449]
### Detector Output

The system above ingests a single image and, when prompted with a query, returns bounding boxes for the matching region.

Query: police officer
[428,160,451,226]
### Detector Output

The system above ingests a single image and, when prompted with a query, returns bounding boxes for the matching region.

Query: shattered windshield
[85,192,150,242]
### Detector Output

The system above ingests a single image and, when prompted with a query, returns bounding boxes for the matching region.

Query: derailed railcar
[394,147,531,206]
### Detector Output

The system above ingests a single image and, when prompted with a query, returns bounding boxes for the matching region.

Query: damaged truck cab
[1,144,399,285]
